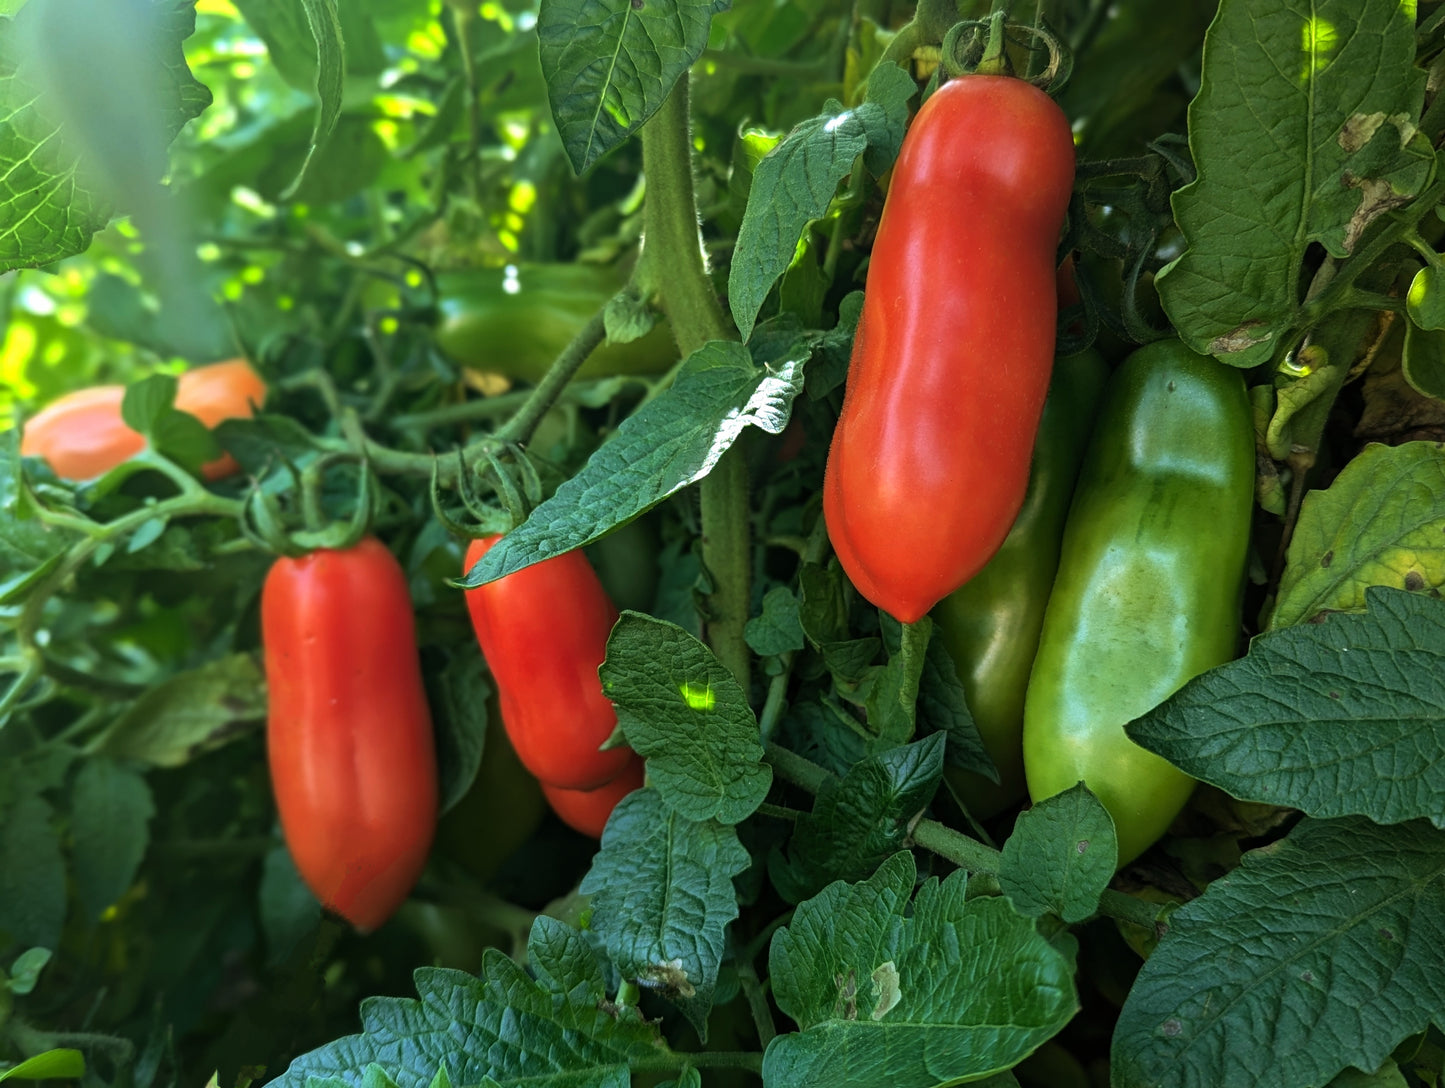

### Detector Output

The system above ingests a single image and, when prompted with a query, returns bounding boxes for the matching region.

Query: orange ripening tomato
[263,536,438,932]
[542,755,645,838]
[20,357,266,481]
[463,536,633,791]
[823,75,1075,623]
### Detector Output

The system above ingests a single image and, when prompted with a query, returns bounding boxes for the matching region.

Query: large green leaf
[1157,0,1432,366]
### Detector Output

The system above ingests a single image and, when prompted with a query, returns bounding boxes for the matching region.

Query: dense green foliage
[4,1,1445,1087]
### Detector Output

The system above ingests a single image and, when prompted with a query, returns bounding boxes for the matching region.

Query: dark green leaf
[579,790,751,1040]
[1157,0,1432,366]
[780,735,945,900]
[70,759,155,922]
[998,784,1116,923]
[915,633,994,781]
[537,0,720,174]
[744,586,806,657]
[1402,321,1445,402]
[98,654,267,767]
[426,648,492,816]
[269,918,662,1088]
[0,791,65,952]
[766,852,1077,1087]
[1129,588,1445,827]
[463,341,805,586]
[602,613,771,825]
[1113,818,1445,1088]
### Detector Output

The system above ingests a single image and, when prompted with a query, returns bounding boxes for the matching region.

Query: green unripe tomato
[1022,339,1254,866]
[434,263,676,382]
[935,349,1109,819]
[436,700,547,883]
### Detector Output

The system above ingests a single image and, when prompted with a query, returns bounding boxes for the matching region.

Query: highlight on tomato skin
[19,357,266,481]
[262,536,439,933]
[541,756,646,839]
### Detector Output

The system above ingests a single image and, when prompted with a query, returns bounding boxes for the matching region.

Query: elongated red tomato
[824,76,1076,623]
[542,755,645,838]
[263,536,438,932]
[21,358,266,481]
[464,537,632,790]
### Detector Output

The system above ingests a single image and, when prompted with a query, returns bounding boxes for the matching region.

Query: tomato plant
[823,73,1076,624]
[263,536,438,932]
[6,2,1445,1087]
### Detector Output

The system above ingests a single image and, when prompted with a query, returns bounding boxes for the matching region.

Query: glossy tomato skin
[824,75,1076,623]
[263,536,438,932]
[20,358,266,481]
[935,349,1109,818]
[1022,340,1254,865]
[463,537,632,790]
[541,755,645,838]
[435,264,676,382]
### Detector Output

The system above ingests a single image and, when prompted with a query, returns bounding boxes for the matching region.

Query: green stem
[764,741,830,794]
[737,963,778,1048]
[494,305,611,446]
[391,378,645,431]
[764,743,1169,936]
[1289,175,1445,356]
[757,657,794,740]
[640,77,752,688]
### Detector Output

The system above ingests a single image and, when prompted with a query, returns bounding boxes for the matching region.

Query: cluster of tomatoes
[21,363,640,932]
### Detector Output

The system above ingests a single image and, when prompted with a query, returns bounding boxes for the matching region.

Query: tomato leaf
[259,845,321,964]
[1272,441,1445,628]
[0,1050,85,1083]
[998,784,1117,924]
[601,612,772,825]
[462,340,806,586]
[728,62,913,341]
[0,791,65,953]
[580,789,751,1041]
[1157,0,1432,366]
[537,0,723,175]
[915,634,995,781]
[765,851,1077,1087]
[97,653,267,768]
[425,647,491,816]
[773,736,945,904]
[1402,321,1445,402]
[268,918,663,1088]
[743,586,806,657]
[69,758,154,923]
[1112,818,1445,1088]
[0,0,211,274]
[1128,587,1445,828]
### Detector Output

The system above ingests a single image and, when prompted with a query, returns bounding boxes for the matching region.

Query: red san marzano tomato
[542,755,645,839]
[20,357,265,481]
[263,536,438,932]
[463,537,632,791]
[823,75,1076,623]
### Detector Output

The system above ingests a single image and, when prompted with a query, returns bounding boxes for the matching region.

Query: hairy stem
[639,78,752,688]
